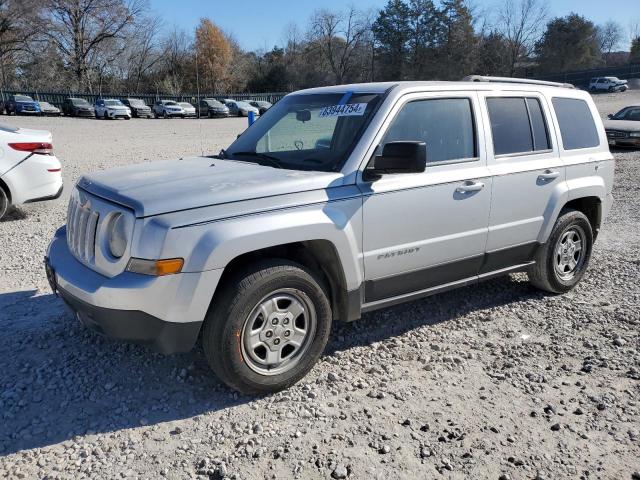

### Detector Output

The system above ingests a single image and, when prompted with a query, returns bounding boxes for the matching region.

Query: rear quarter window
[552,97,600,150]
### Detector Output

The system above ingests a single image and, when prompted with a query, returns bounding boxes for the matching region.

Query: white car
[589,77,628,93]
[0,124,62,220]
[94,99,131,120]
[152,100,185,118]
[178,102,197,117]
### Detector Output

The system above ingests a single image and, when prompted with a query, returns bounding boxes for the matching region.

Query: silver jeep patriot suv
[46,77,614,394]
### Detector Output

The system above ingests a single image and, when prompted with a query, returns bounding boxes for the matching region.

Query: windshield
[224,92,383,172]
[236,101,252,108]
[15,95,33,102]
[71,99,89,106]
[179,102,193,108]
[612,107,640,121]
[129,99,146,107]
[206,100,224,107]
[105,100,123,106]
[165,101,178,106]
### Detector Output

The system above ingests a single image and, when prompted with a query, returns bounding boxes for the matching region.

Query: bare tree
[629,19,640,44]
[0,0,43,87]
[597,20,623,62]
[496,0,549,76]
[308,7,370,84]
[44,0,145,90]
[123,14,163,93]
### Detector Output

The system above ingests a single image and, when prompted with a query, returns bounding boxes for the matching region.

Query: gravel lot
[0,93,639,479]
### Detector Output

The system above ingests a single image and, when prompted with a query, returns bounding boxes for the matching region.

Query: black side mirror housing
[367,141,427,178]
[607,113,613,119]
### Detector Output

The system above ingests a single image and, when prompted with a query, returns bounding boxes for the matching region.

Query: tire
[208,110,213,119]
[0,186,9,221]
[163,110,168,119]
[103,111,108,120]
[202,259,332,395]
[528,209,593,294]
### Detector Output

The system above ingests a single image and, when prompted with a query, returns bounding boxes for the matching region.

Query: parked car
[248,100,272,115]
[0,123,62,220]
[198,98,229,118]
[152,100,185,118]
[3,94,41,115]
[95,99,131,120]
[604,104,640,147]
[178,102,197,117]
[62,98,96,117]
[225,100,259,117]
[589,77,628,93]
[38,101,61,116]
[122,98,152,118]
[46,77,614,394]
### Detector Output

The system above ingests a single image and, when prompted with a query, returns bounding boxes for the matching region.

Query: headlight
[630,132,640,138]
[108,213,127,258]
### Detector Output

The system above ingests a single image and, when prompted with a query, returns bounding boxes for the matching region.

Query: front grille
[67,195,99,263]
[606,130,627,139]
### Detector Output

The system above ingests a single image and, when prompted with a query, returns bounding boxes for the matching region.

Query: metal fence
[534,63,640,88]
[0,90,288,108]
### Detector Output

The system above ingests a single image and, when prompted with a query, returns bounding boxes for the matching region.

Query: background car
[38,101,61,116]
[0,123,62,220]
[604,104,640,147]
[225,100,259,117]
[198,98,229,118]
[248,100,272,115]
[3,94,41,115]
[152,100,185,118]
[62,98,95,117]
[178,102,197,117]
[122,98,152,118]
[589,77,628,93]
[95,99,131,120]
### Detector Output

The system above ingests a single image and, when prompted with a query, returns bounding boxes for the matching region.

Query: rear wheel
[0,186,10,221]
[528,209,593,294]
[202,260,332,394]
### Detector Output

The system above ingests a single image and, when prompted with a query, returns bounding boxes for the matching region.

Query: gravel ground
[0,93,639,480]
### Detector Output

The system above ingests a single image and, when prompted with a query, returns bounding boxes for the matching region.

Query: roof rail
[462,75,575,89]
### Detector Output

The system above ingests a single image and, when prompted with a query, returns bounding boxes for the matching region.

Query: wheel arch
[561,196,602,238]
[0,176,12,203]
[211,240,359,323]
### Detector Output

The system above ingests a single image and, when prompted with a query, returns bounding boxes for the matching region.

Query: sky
[149,0,640,51]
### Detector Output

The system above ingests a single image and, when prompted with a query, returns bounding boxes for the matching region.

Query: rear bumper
[3,154,63,205]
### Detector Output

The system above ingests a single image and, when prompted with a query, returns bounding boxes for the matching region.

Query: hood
[604,119,640,132]
[78,157,344,217]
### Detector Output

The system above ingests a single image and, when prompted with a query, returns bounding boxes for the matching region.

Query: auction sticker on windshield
[318,103,367,118]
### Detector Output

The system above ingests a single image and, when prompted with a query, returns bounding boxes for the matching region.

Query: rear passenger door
[479,92,564,272]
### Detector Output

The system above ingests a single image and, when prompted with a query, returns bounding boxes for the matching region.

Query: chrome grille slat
[66,193,100,263]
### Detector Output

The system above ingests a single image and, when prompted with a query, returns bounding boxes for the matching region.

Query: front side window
[612,107,640,121]
[552,97,599,150]
[381,98,476,164]
[486,97,551,155]
[224,92,383,172]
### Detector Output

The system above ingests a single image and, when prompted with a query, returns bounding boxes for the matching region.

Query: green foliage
[535,14,602,73]
[631,37,640,65]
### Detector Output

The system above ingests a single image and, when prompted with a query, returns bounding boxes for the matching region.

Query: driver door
[359,92,492,305]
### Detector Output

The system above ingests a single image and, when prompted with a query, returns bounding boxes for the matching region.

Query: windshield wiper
[230,151,283,169]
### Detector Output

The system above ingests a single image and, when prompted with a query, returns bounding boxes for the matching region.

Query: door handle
[456,180,485,193]
[538,170,560,181]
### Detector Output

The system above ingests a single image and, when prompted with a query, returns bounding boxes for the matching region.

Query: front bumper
[107,110,131,119]
[75,110,95,117]
[46,228,223,353]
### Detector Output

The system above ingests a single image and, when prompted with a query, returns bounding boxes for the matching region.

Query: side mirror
[296,110,311,122]
[607,114,613,119]
[367,141,427,177]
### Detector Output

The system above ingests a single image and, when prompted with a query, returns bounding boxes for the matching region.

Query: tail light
[9,142,53,155]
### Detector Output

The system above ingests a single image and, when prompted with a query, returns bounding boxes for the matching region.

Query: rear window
[552,97,599,150]
[486,97,551,155]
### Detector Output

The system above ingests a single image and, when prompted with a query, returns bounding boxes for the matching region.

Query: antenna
[195,42,204,157]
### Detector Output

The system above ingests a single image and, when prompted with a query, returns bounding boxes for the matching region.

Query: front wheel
[528,209,593,294]
[203,260,332,395]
